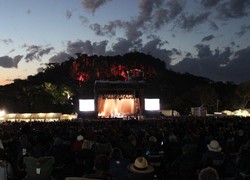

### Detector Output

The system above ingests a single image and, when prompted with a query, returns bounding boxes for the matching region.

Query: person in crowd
[83,154,112,180]
[198,167,220,180]
[236,140,250,179]
[81,139,95,174]
[164,133,182,165]
[109,147,130,180]
[72,135,85,153]
[127,156,154,180]
[30,131,50,159]
[201,140,225,178]
[0,144,15,180]
[23,156,55,180]
[171,143,199,179]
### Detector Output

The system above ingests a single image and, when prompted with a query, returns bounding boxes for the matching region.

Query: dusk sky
[0,0,250,85]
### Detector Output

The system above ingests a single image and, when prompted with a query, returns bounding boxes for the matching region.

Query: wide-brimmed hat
[77,135,84,141]
[127,157,154,174]
[207,140,222,152]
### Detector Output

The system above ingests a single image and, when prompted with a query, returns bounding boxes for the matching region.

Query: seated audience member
[127,156,154,180]
[83,154,112,179]
[94,142,112,157]
[198,167,220,180]
[236,140,250,179]
[171,143,199,180]
[109,147,130,180]
[72,135,85,153]
[164,133,182,164]
[23,156,55,180]
[144,136,162,166]
[201,140,225,177]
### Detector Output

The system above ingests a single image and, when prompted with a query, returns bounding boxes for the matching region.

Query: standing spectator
[201,140,225,178]
[0,145,15,180]
[236,140,250,179]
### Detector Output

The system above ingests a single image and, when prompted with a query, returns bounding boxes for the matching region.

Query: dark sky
[0,0,250,85]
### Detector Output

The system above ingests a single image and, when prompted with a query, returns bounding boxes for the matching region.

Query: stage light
[0,110,5,120]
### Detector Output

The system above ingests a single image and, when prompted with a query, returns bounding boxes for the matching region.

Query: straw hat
[127,157,154,174]
[207,140,222,152]
[77,135,84,141]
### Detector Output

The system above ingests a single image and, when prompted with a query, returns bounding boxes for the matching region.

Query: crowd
[0,116,249,180]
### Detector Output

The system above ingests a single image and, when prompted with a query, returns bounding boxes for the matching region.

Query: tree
[191,85,218,113]
[235,81,250,109]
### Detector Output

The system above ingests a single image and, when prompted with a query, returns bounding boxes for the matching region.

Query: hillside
[0,52,242,115]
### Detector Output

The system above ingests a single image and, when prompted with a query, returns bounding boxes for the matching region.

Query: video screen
[79,99,95,111]
[144,98,160,111]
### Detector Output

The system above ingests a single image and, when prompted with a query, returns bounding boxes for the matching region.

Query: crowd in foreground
[0,116,249,180]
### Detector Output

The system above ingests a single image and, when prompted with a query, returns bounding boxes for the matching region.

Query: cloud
[218,0,250,19]
[49,34,173,66]
[89,20,123,36]
[66,40,108,55]
[22,44,54,62]
[201,35,215,42]
[140,37,172,64]
[170,45,250,83]
[218,46,250,83]
[110,38,132,55]
[89,23,104,36]
[8,49,15,54]
[200,0,220,7]
[88,0,183,42]
[48,52,72,64]
[126,0,183,37]
[66,9,72,19]
[81,0,112,13]
[152,0,183,29]
[0,38,13,45]
[177,12,210,30]
[235,24,250,37]
[26,9,31,14]
[0,55,23,68]
[79,16,89,25]
[195,44,213,58]
[208,20,219,30]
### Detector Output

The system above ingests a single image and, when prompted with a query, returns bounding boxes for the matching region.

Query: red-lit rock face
[70,56,157,83]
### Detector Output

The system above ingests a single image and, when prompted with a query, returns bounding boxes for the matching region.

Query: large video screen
[144,98,160,111]
[79,99,95,111]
